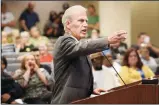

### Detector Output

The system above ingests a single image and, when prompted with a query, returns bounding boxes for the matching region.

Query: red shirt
[40,53,53,63]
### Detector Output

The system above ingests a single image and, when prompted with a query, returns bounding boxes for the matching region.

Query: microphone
[101,51,127,87]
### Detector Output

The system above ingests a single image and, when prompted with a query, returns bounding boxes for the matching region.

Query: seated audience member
[36,48,54,91]
[131,32,146,50]
[44,11,57,38]
[119,48,155,85]
[44,12,64,38]
[20,31,35,52]
[131,32,159,58]
[102,50,121,88]
[1,56,24,104]
[59,2,70,15]
[7,33,14,44]
[90,52,104,89]
[38,43,53,63]
[13,54,52,104]
[140,46,158,73]
[102,49,121,75]
[29,26,50,47]
[87,4,99,38]
[90,52,103,71]
[1,56,13,75]
[111,41,128,60]
[2,31,14,45]
[2,2,16,33]
[32,48,53,75]
[19,2,39,32]
[17,49,53,75]
[90,52,121,91]
[32,49,54,90]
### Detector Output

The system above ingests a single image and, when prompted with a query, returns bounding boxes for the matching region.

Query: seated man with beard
[90,51,121,92]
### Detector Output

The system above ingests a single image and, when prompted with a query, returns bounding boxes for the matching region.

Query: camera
[144,36,150,44]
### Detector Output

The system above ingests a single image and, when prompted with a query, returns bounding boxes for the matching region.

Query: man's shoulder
[19,9,28,20]
[21,9,28,15]
[32,11,39,17]
[113,62,121,67]
[56,34,76,43]
[54,35,76,53]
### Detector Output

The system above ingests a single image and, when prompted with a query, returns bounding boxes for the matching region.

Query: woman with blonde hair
[13,54,52,104]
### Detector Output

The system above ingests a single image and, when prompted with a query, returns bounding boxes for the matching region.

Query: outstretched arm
[59,31,126,59]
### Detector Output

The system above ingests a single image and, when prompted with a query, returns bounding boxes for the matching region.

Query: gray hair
[62,5,87,32]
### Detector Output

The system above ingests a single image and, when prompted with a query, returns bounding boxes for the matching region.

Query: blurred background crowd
[1,1,159,104]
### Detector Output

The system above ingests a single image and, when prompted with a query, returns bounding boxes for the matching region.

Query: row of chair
[2,51,53,58]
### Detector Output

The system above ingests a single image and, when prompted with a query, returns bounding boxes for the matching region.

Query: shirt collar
[70,35,79,42]
[65,32,79,42]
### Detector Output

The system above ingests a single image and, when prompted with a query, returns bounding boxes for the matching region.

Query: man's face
[138,35,146,44]
[88,7,95,14]
[38,44,47,54]
[140,48,149,59]
[33,51,40,61]
[28,2,35,11]
[103,54,113,67]
[67,10,88,39]
[92,56,103,70]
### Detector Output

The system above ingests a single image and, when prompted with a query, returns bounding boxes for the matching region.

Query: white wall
[99,1,131,47]
[131,1,159,46]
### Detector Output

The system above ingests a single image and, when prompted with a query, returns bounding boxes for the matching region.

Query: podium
[72,80,159,104]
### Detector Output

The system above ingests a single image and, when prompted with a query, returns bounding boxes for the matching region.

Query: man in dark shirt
[51,5,127,104]
[19,2,39,32]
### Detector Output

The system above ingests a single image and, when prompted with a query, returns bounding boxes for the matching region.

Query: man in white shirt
[102,49,121,74]
[2,2,16,34]
[140,46,158,73]
[91,51,121,91]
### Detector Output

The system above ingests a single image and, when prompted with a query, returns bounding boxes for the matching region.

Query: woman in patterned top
[13,54,52,104]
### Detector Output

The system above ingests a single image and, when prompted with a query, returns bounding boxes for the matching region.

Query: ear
[66,20,71,30]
